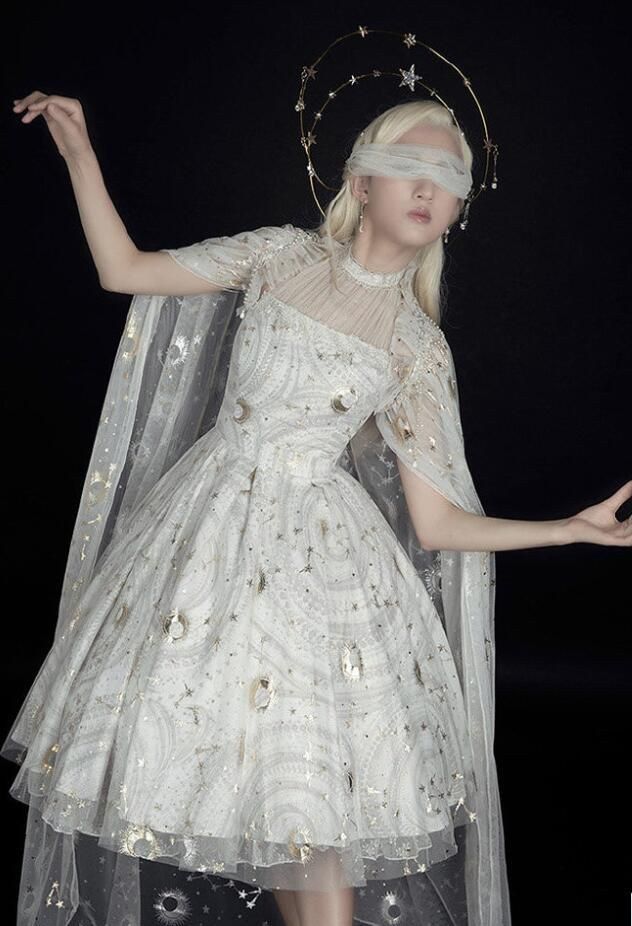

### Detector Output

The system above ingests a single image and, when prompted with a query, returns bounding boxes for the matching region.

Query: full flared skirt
[2,423,478,895]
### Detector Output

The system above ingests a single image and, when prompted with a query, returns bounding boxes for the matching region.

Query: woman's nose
[414,177,435,197]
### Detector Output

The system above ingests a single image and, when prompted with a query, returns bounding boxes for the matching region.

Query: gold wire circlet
[295,25,500,232]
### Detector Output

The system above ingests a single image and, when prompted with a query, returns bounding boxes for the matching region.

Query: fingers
[13,92,79,123]
[13,90,47,108]
[15,104,45,123]
[13,90,47,114]
[13,91,49,122]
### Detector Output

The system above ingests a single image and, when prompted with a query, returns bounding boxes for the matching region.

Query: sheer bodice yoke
[182,225,447,484]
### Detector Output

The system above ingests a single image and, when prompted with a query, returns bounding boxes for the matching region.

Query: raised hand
[13,91,94,162]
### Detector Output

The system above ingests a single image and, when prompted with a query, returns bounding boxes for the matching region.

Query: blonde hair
[315,99,474,325]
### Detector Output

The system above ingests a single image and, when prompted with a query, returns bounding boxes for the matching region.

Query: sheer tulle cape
[1,225,511,925]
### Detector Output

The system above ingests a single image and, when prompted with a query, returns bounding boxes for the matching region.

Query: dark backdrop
[3,1,631,923]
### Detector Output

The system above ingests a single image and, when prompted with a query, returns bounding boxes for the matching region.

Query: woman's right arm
[13,91,224,296]
[66,151,224,295]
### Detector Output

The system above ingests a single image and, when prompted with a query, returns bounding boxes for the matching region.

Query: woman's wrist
[64,145,98,172]
[552,515,578,545]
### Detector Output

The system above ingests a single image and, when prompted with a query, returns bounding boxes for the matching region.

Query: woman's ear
[349,175,368,202]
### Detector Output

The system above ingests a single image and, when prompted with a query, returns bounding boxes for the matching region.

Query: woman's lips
[407,211,431,223]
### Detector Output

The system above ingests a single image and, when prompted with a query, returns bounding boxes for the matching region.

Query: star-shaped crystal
[399,64,422,92]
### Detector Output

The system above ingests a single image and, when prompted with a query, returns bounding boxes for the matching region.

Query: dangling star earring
[443,226,451,245]
[359,198,366,233]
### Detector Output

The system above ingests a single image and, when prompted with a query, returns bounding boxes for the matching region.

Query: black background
[3,0,631,922]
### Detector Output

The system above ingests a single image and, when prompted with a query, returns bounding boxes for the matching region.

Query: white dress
[3,224,505,925]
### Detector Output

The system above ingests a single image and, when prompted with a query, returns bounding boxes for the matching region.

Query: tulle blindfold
[345,143,472,199]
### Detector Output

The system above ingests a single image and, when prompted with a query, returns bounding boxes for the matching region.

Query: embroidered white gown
[3,224,484,923]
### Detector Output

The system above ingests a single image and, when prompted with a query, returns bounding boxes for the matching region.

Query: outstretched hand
[568,480,632,546]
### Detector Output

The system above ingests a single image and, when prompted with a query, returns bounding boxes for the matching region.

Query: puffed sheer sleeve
[159,223,296,292]
[375,308,483,513]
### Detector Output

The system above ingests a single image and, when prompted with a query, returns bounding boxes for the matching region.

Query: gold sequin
[161,607,189,642]
[88,466,115,506]
[120,823,160,859]
[331,386,358,413]
[288,825,314,863]
[256,568,266,593]
[122,309,140,362]
[42,741,60,775]
[115,602,130,627]
[233,398,251,422]
[392,410,414,442]
[250,676,276,711]
[340,641,364,681]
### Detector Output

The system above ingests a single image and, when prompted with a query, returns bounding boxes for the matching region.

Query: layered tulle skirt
[3,422,478,911]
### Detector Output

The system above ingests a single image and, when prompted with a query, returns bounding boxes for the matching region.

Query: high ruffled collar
[339,241,418,288]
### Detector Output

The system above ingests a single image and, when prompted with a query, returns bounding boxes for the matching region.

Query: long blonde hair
[315,99,474,325]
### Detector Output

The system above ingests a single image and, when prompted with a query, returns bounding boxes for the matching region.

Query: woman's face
[350,123,465,247]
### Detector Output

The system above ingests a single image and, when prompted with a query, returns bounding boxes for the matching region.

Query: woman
[5,91,630,926]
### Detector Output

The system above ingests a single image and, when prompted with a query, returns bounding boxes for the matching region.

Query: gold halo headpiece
[295,26,500,232]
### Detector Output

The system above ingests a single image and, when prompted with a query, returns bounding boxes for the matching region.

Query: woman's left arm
[398,462,632,553]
